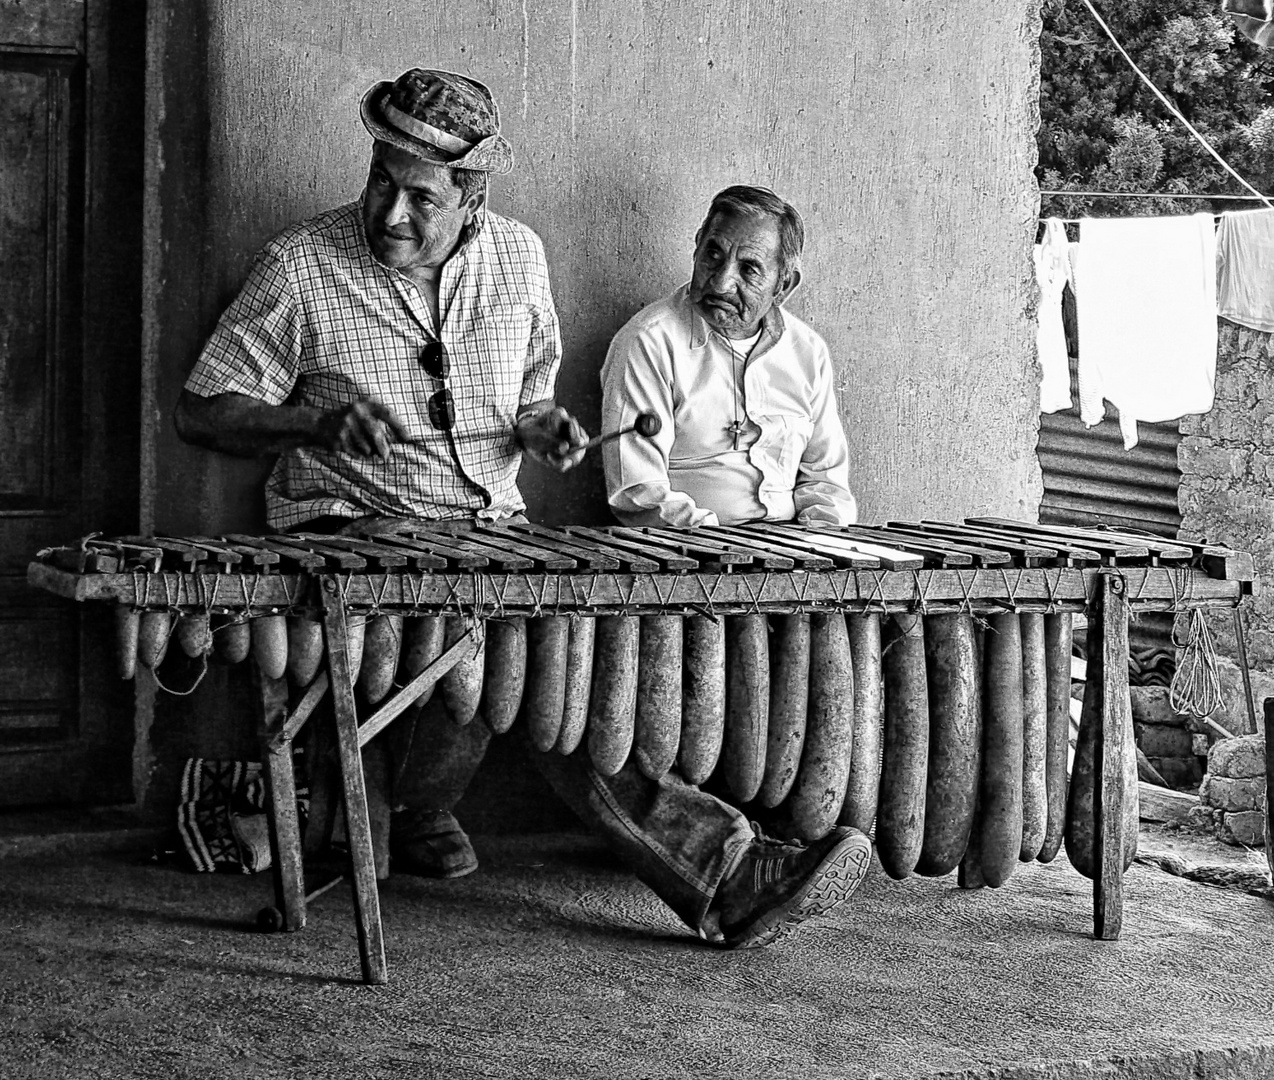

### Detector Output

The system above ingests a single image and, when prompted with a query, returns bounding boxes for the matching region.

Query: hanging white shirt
[1075,214,1217,449]
[600,284,856,527]
[1035,218,1074,414]
[1217,208,1274,333]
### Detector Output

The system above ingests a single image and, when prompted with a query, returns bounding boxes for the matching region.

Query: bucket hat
[360,68,513,174]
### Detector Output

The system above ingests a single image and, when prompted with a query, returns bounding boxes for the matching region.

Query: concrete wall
[146,0,1044,534]
[140,1,1045,819]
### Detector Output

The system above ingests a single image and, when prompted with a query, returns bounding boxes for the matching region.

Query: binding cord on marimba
[153,639,212,696]
[1169,608,1224,722]
[128,565,214,697]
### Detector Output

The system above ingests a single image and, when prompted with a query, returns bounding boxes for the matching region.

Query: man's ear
[775,266,802,305]
[462,186,488,225]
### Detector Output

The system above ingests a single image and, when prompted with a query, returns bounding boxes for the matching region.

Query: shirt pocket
[459,306,534,412]
[765,414,816,490]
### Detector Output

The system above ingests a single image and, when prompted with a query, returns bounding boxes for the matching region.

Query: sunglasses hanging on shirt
[414,336,489,505]
[419,339,450,381]
[418,339,455,431]
[428,388,455,431]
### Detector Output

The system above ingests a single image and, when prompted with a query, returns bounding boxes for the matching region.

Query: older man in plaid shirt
[175,68,871,950]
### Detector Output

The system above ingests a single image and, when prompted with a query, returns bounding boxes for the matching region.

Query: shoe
[713,826,872,949]
[390,809,479,879]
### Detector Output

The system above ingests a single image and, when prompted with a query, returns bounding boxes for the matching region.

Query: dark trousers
[392,699,753,935]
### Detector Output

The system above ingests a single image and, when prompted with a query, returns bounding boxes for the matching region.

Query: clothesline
[1039,193,1274,226]
[1035,204,1274,448]
[1040,190,1273,201]
[1035,212,1222,450]
[1042,211,1266,226]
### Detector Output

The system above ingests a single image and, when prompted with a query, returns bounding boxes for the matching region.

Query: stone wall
[1177,320,1274,740]
[1191,732,1267,847]
[1131,686,1204,791]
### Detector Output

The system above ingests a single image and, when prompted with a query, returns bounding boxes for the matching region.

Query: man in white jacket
[601,185,856,528]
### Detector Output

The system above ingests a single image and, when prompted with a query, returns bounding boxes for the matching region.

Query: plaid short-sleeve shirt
[183,201,562,529]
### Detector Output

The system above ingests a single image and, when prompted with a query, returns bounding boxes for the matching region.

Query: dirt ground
[3,814,1274,1080]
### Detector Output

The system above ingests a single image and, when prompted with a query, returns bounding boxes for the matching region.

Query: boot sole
[725,833,872,950]
[390,848,479,879]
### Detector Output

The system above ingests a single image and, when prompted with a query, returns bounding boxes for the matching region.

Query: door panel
[0,1,143,807]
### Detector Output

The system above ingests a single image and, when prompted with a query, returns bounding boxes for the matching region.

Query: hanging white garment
[1034,218,1073,414]
[1075,214,1217,449]
[1217,208,1274,333]
[1068,241,1105,425]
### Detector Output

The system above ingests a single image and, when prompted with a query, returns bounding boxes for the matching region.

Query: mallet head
[633,412,661,438]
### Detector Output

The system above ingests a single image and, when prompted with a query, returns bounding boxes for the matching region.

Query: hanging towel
[1075,214,1217,449]
[1217,208,1274,332]
[1034,218,1073,413]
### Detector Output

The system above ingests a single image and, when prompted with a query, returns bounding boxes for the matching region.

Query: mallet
[256,873,345,932]
[577,411,662,452]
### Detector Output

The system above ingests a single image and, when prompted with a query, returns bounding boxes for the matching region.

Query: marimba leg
[1092,572,1132,941]
[321,592,387,985]
[252,665,306,932]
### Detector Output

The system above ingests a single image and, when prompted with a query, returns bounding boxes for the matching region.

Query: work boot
[390,809,479,879]
[711,825,872,949]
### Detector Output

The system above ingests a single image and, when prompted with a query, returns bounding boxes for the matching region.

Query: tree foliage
[1039,0,1274,217]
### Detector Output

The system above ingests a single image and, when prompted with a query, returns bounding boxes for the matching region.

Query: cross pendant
[727,419,744,450]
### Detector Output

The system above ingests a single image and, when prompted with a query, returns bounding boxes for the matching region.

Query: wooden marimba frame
[27,519,1256,985]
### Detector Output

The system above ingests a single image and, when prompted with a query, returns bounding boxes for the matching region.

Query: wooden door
[0,1,145,807]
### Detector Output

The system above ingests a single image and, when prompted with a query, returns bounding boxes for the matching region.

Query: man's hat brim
[360,81,514,174]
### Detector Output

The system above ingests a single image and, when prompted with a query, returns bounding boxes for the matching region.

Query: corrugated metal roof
[1038,408,1182,537]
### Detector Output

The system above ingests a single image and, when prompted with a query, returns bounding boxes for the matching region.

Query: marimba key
[839,614,883,835]
[1038,613,1073,863]
[439,616,483,726]
[522,617,569,746]
[555,616,595,755]
[877,613,929,879]
[286,614,324,687]
[916,614,981,877]
[1018,613,1049,862]
[137,610,172,669]
[587,616,639,776]
[979,613,1025,888]
[634,615,683,779]
[358,614,403,705]
[678,615,725,784]
[757,613,810,809]
[786,611,854,842]
[722,613,769,803]
[252,614,290,681]
[482,618,528,736]
[113,605,140,679]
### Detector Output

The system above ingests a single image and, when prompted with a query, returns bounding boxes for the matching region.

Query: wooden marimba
[28,519,1256,984]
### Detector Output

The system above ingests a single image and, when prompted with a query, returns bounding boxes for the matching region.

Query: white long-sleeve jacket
[600,285,856,527]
